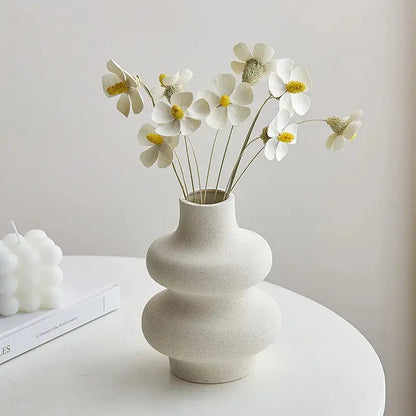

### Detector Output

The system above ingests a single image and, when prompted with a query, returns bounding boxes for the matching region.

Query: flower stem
[222,136,260,199]
[174,151,189,199]
[228,146,264,194]
[172,162,187,199]
[243,137,261,150]
[226,95,272,198]
[214,126,234,202]
[297,118,326,125]
[204,129,219,203]
[187,136,203,204]
[141,83,155,107]
[184,136,196,201]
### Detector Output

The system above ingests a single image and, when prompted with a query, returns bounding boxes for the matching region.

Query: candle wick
[11,220,21,244]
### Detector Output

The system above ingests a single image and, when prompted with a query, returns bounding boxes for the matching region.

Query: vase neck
[176,193,238,242]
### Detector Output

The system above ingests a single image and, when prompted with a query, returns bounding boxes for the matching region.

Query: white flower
[152,92,209,136]
[199,74,254,130]
[269,59,312,116]
[264,110,298,161]
[231,43,278,85]
[151,68,193,102]
[102,60,144,117]
[326,109,363,151]
[138,123,179,168]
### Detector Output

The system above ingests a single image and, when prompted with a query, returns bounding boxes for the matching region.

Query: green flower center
[326,117,348,135]
[242,59,265,85]
[164,85,180,102]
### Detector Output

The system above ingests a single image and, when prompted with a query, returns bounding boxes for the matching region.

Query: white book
[0,264,120,364]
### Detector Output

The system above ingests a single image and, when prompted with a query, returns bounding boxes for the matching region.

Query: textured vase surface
[141,190,281,383]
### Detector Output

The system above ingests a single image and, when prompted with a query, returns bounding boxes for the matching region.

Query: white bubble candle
[0,225,64,316]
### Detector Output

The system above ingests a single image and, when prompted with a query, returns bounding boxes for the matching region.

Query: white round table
[0,256,385,415]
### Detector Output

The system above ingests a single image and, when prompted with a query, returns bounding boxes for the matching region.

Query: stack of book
[0,266,120,364]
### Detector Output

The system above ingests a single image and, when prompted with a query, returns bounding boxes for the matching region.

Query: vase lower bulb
[142,286,281,384]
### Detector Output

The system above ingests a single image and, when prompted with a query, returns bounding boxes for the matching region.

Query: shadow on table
[80,345,282,401]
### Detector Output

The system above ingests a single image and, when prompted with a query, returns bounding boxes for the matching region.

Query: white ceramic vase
[141,190,281,383]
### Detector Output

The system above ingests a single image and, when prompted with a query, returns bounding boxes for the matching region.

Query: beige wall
[0,0,414,414]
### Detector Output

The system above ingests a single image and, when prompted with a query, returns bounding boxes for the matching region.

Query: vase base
[169,357,254,384]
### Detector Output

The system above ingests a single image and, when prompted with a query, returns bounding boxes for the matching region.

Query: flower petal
[128,88,144,114]
[276,141,289,161]
[326,133,337,150]
[125,71,138,88]
[264,60,278,74]
[152,102,174,123]
[188,98,210,120]
[138,123,155,146]
[180,117,202,135]
[198,90,220,108]
[264,139,278,160]
[102,73,121,96]
[276,58,294,83]
[343,120,361,139]
[206,106,228,129]
[284,123,298,143]
[116,93,130,117]
[277,109,290,133]
[140,145,159,167]
[231,61,245,74]
[157,144,174,168]
[177,68,193,85]
[348,109,363,122]
[150,85,165,101]
[279,92,294,116]
[233,43,252,62]
[213,74,236,97]
[291,93,311,115]
[164,135,179,149]
[228,104,250,126]
[231,82,254,105]
[267,116,279,138]
[332,136,345,151]
[156,119,180,136]
[252,43,275,64]
[268,73,286,98]
[106,60,126,81]
[290,66,312,91]
[170,92,193,111]
[162,72,179,86]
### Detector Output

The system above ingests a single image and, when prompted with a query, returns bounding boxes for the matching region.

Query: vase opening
[186,189,229,205]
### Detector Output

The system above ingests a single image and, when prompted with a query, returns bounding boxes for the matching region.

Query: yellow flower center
[220,95,230,107]
[171,105,184,119]
[278,132,295,143]
[159,73,167,87]
[350,133,357,141]
[146,133,164,146]
[286,81,306,94]
[106,82,128,96]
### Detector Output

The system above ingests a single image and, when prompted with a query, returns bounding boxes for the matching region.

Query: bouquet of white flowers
[102,42,362,204]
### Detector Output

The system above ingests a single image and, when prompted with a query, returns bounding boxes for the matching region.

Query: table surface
[0,256,385,416]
